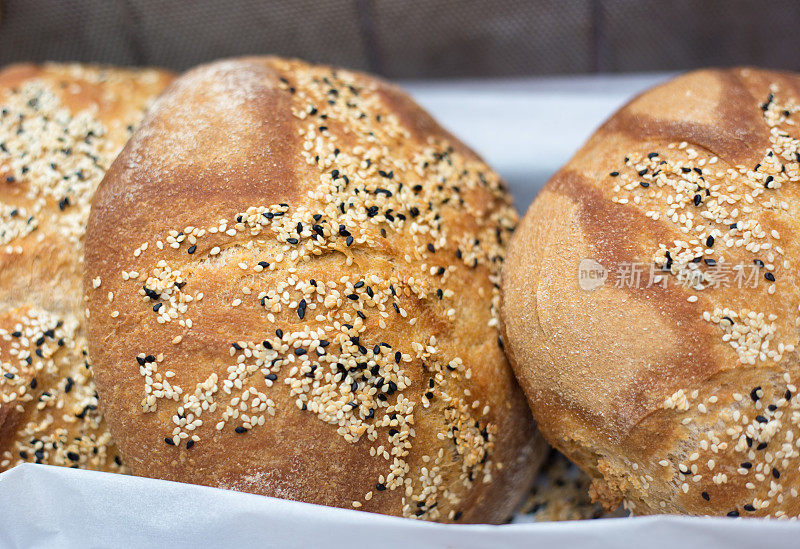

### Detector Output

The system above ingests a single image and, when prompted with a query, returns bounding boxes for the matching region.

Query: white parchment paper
[4,73,796,548]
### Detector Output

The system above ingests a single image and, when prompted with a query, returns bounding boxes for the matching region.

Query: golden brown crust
[84,57,544,523]
[0,63,173,472]
[503,67,800,517]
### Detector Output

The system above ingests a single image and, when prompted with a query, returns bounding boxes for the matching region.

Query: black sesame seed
[765,272,775,282]
[727,510,739,517]
[187,245,196,254]
[702,491,710,501]
[165,438,175,446]
[664,250,673,270]
[143,286,160,300]
[235,426,247,434]
[706,236,714,247]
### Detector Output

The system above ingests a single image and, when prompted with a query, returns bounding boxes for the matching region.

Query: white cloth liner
[1,464,798,548]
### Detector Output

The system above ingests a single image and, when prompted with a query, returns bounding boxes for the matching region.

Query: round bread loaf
[503,68,800,518]
[0,63,172,472]
[83,57,544,522]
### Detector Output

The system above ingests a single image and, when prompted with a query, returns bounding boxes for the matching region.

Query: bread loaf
[0,63,172,472]
[83,57,544,522]
[503,68,800,517]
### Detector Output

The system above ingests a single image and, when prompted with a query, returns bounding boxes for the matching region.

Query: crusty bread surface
[0,63,173,472]
[503,68,800,517]
[84,56,545,523]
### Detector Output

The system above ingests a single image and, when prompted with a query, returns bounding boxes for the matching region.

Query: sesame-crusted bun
[502,68,800,518]
[0,64,173,471]
[83,57,544,523]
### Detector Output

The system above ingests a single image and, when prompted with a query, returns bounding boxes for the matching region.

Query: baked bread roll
[83,57,544,522]
[0,64,172,472]
[503,68,800,518]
